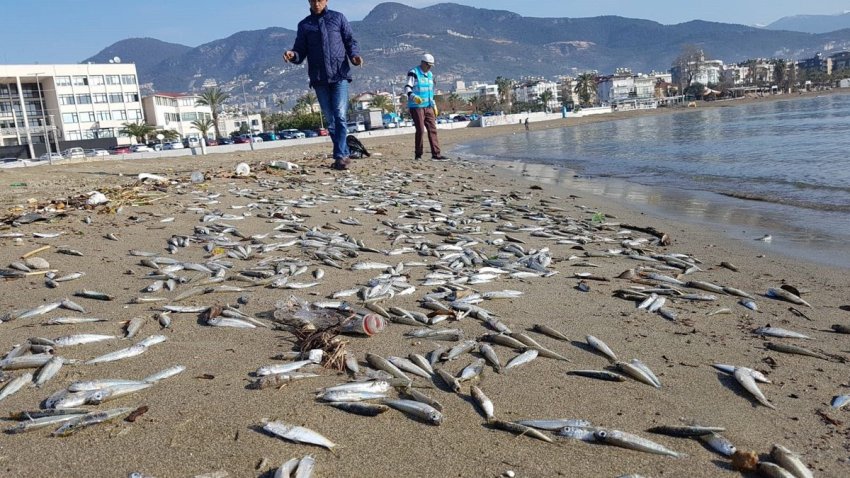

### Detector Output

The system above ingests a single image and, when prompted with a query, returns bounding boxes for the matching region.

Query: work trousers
[409,107,441,158]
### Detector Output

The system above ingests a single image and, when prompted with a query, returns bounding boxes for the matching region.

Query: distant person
[283,0,363,170]
[405,53,448,161]
[524,118,529,131]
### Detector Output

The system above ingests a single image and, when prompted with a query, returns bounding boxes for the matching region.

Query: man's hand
[283,51,296,62]
[412,95,423,105]
[351,56,363,67]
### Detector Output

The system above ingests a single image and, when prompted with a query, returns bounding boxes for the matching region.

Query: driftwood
[621,223,671,246]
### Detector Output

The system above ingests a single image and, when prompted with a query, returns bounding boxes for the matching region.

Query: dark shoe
[414,155,422,160]
[431,155,449,161]
[332,157,351,170]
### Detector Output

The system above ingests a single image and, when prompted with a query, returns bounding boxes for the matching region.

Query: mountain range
[84,2,850,105]
[766,12,850,34]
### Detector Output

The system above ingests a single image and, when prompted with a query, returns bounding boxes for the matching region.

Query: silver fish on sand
[470,385,494,421]
[504,349,538,371]
[594,429,680,457]
[733,367,776,409]
[263,421,337,449]
[586,335,618,363]
[381,399,443,425]
[0,373,34,402]
[771,444,814,478]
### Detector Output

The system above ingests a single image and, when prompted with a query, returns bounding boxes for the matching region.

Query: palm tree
[573,73,597,107]
[447,93,462,113]
[495,76,514,112]
[191,118,216,141]
[155,129,180,141]
[119,122,156,144]
[467,96,480,114]
[294,92,318,114]
[195,87,229,139]
[369,94,393,113]
[539,90,554,112]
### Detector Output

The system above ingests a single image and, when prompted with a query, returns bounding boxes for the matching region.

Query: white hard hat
[422,53,435,65]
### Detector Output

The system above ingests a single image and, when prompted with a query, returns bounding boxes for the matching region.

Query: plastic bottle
[341,314,386,336]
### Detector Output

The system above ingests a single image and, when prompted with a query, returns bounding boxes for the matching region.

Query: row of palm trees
[120,87,229,144]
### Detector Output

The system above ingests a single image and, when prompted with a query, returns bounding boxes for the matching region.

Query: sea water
[455,93,850,268]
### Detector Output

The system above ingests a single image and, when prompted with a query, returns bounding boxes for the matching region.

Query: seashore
[0,95,848,477]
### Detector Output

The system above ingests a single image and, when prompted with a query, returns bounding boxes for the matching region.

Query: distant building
[452,81,498,101]
[217,112,263,137]
[797,52,832,75]
[830,51,850,71]
[141,92,213,141]
[0,63,142,157]
[597,69,661,108]
[670,52,724,86]
[513,79,560,111]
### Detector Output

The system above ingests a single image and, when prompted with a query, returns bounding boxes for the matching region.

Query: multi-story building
[452,80,499,101]
[670,53,725,87]
[141,92,213,141]
[597,69,659,108]
[216,112,263,137]
[830,51,850,71]
[0,64,142,158]
[513,80,560,111]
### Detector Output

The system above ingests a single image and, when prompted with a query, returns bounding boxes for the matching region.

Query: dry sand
[0,97,848,478]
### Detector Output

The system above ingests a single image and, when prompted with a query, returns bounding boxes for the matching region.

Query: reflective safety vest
[407,66,434,108]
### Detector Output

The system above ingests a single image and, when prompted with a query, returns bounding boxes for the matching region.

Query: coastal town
[1,48,849,163]
[0,3,849,478]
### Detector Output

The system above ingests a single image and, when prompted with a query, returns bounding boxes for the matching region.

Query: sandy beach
[0,97,848,478]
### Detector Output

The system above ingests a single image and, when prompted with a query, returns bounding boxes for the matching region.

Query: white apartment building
[141,93,213,141]
[0,64,142,158]
[597,70,658,105]
[513,80,560,111]
[216,112,263,137]
[452,81,499,101]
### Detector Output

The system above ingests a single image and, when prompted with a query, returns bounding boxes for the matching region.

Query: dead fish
[754,326,810,340]
[586,335,618,363]
[74,290,113,301]
[262,422,336,449]
[458,358,486,382]
[720,261,739,272]
[478,343,502,373]
[0,373,34,402]
[698,432,737,457]
[758,462,796,478]
[765,342,834,362]
[488,419,553,443]
[831,324,850,334]
[832,395,850,409]
[532,324,569,341]
[434,368,461,393]
[739,299,759,311]
[646,425,725,437]
[470,385,494,421]
[615,361,660,388]
[771,444,814,478]
[325,401,390,416]
[381,399,443,425]
[767,288,813,308]
[567,370,626,382]
[504,349,538,371]
[733,367,776,409]
[520,419,593,431]
[594,429,679,457]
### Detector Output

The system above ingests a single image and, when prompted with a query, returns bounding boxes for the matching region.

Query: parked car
[302,129,318,138]
[1,157,19,163]
[215,137,233,145]
[184,137,201,148]
[345,121,365,133]
[235,134,262,143]
[453,115,470,122]
[61,147,85,159]
[110,145,132,154]
[279,129,305,140]
[38,152,63,161]
[131,144,152,153]
[251,135,264,143]
[316,128,329,136]
[383,122,398,128]
[258,132,278,142]
[163,142,185,150]
[84,149,109,157]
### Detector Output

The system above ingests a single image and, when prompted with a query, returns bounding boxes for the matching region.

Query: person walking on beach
[524,118,529,131]
[405,53,448,161]
[283,0,363,170]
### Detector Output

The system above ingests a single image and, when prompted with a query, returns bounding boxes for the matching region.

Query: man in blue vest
[284,0,363,170]
[405,53,448,161]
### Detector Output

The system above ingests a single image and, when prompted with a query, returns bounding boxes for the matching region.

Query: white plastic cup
[341,314,386,336]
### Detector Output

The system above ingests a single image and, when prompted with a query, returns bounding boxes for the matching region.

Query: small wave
[718,191,850,212]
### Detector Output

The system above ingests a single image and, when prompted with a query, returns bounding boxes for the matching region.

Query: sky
[4,0,848,65]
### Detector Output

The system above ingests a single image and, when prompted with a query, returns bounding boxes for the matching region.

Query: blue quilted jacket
[290,9,360,87]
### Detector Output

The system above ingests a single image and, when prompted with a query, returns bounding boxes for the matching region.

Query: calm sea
[454,93,850,268]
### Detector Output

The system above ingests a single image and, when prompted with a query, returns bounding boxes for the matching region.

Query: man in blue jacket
[284,0,363,170]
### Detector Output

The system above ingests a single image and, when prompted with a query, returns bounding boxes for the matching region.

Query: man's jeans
[314,81,350,160]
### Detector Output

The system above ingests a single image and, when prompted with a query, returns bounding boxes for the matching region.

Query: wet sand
[0,97,848,478]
